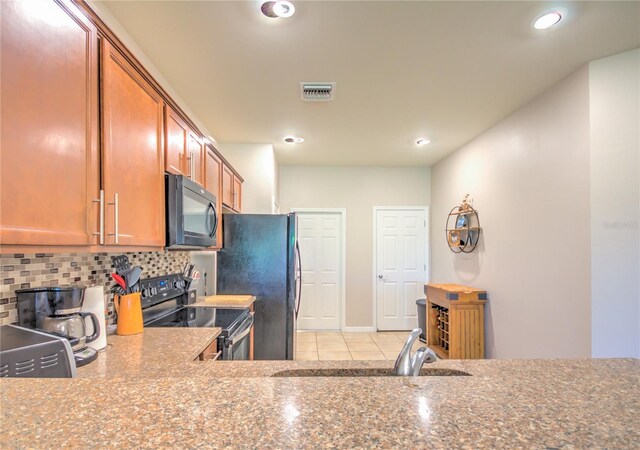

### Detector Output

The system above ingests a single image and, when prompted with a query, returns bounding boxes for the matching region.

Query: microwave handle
[206,202,217,237]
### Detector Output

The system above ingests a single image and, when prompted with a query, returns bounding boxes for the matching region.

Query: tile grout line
[319,337,352,361]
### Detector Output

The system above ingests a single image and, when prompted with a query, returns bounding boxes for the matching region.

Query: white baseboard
[342,326,376,333]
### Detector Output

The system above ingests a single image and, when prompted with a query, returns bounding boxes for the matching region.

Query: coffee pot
[40,313,99,351]
[16,286,100,366]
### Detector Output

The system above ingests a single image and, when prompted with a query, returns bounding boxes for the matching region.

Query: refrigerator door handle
[295,240,302,318]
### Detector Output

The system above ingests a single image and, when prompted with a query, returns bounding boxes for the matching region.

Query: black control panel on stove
[139,273,186,308]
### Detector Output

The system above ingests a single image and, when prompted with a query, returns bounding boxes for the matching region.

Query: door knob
[378,274,383,279]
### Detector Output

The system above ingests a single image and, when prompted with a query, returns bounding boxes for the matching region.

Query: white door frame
[372,206,430,331]
[290,208,347,331]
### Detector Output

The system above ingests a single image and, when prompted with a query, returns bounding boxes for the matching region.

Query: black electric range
[140,274,253,360]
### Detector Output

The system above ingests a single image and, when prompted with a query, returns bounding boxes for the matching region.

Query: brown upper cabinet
[164,104,204,187]
[0,0,101,246]
[164,105,189,177]
[221,165,234,210]
[204,144,223,249]
[188,131,205,187]
[232,175,243,212]
[101,40,165,247]
[221,163,242,213]
[0,0,244,252]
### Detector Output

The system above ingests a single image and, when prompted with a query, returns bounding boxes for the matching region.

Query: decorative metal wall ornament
[446,194,481,253]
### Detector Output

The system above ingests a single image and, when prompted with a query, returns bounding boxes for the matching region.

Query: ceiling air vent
[300,82,336,102]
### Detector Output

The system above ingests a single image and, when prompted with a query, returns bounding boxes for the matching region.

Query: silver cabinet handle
[92,189,104,245]
[378,274,383,279]
[114,193,119,244]
[186,153,192,179]
[108,193,119,244]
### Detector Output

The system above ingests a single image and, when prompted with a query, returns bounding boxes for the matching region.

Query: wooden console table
[424,283,487,359]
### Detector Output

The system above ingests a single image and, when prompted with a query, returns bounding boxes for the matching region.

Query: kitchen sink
[271,368,471,377]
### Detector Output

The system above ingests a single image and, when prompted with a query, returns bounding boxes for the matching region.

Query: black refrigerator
[216,213,300,360]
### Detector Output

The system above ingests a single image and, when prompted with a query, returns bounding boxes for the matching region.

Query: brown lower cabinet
[198,340,221,361]
[0,0,101,246]
[101,40,165,247]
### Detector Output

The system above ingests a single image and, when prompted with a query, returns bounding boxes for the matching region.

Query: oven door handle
[227,312,254,347]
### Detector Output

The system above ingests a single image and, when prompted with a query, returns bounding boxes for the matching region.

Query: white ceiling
[98,1,639,166]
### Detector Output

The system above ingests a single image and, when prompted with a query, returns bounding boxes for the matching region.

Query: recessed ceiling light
[284,136,304,144]
[533,11,562,30]
[261,1,295,18]
[416,138,431,146]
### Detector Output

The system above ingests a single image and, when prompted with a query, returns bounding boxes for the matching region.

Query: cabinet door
[204,146,222,195]
[204,145,222,248]
[188,131,204,186]
[101,40,165,247]
[232,176,242,212]
[222,165,234,208]
[0,0,100,246]
[164,105,188,176]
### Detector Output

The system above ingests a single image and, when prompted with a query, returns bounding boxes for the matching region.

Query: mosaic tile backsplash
[0,251,190,325]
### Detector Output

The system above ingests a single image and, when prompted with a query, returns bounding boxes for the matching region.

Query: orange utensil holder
[114,292,144,335]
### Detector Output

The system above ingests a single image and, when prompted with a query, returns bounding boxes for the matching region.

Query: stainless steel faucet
[393,328,438,376]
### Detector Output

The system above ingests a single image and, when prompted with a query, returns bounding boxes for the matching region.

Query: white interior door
[297,212,343,330]
[376,208,428,330]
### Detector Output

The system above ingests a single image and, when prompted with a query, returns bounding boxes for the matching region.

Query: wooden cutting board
[192,295,256,309]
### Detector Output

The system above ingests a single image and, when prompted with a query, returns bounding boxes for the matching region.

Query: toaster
[0,325,76,378]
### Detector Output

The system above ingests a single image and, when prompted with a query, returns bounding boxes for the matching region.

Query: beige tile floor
[296,331,425,361]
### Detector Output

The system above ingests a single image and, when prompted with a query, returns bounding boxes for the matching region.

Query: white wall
[219,143,278,214]
[431,67,592,359]
[589,49,640,358]
[279,166,431,328]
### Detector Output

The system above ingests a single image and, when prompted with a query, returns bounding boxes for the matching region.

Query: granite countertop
[192,294,256,309]
[77,327,221,378]
[1,330,638,448]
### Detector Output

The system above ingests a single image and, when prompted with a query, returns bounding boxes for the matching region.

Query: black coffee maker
[16,286,99,366]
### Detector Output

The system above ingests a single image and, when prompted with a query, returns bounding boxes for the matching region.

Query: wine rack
[433,305,450,351]
[425,283,487,359]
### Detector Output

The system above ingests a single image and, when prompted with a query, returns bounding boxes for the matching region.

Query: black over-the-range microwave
[165,173,218,248]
